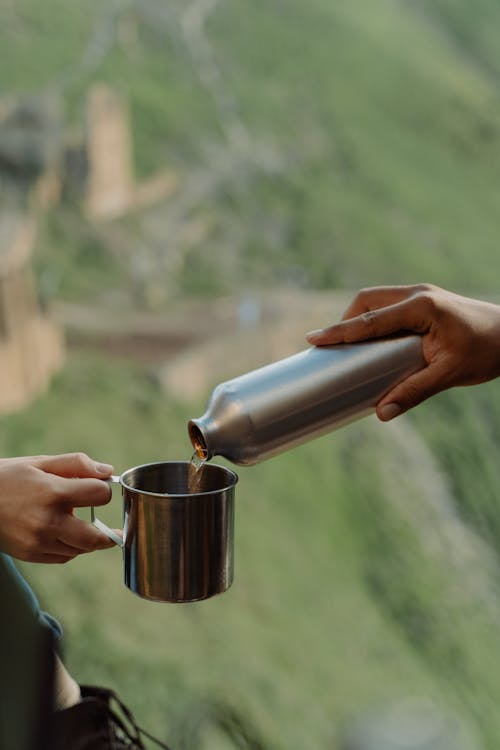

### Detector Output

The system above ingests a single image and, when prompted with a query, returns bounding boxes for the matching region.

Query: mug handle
[91,475,124,548]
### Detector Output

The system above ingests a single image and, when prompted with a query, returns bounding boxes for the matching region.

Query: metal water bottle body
[188,335,425,466]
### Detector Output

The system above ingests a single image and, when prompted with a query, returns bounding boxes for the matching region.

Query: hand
[0,452,117,564]
[306,283,500,420]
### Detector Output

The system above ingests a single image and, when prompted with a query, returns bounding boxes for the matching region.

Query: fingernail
[307,329,328,343]
[95,462,114,475]
[379,403,401,421]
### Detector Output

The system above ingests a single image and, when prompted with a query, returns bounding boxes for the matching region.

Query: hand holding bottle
[307,284,500,420]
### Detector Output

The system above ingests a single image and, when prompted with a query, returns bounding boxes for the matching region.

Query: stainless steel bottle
[188,335,425,466]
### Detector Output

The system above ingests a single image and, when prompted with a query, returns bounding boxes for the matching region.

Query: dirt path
[57,288,350,371]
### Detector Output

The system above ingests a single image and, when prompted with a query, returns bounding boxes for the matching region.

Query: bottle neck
[188,419,211,460]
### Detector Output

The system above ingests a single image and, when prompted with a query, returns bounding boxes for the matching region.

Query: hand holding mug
[0,452,115,564]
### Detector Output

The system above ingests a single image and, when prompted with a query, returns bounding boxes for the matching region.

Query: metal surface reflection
[117,461,237,603]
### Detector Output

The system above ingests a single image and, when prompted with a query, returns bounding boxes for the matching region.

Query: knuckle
[31,508,61,542]
[33,454,50,463]
[360,309,378,335]
[73,451,91,469]
[28,522,48,549]
[88,534,107,552]
[413,282,436,295]
[415,289,439,314]
[85,533,99,551]
[402,381,421,407]
[48,480,67,503]
[357,288,371,304]
[87,480,111,506]
[98,480,112,502]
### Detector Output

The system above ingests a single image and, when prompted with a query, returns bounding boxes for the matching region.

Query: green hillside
[4,0,500,299]
[3,1,500,748]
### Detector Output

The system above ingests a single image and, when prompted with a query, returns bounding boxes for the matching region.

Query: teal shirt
[0,553,62,639]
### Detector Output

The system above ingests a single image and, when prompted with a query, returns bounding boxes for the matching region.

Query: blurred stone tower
[85,84,133,220]
[0,211,63,413]
[84,83,177,222]
[0,94,64,414]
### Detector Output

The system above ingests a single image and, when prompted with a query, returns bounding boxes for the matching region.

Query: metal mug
[91,461,238,603]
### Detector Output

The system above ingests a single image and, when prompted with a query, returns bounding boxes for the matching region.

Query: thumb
[375,364,448,421]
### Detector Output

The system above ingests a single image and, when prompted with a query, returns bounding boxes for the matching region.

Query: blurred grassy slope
[4,0,500,294]
[2,354,500,750]
[3,0,500,747]
[206,0,500,290]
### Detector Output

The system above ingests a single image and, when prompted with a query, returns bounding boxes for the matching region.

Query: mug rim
[118,460,238,498]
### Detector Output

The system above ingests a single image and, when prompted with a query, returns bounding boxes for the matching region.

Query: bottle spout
[188,419,211,461]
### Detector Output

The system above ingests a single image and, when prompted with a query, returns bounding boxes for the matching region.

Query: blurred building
[0,211,63,413]
[0,83,177,222]
[0,94,64,414]
[83,83,177,221]
[0,94,62,184]
[84,84,133,220]
[0,81,179,413]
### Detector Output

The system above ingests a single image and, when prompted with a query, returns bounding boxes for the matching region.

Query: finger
[58,516,117,551]
[340,285,417,321]
[16,550,78,563]
[306,297,431,346]
[23,551,78,565]
[57,477,112,508]
[376,361,452,420]
[44,537,96,556]
[1,539,77,563]
[306,284,433,343]
[35,452,114,479]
